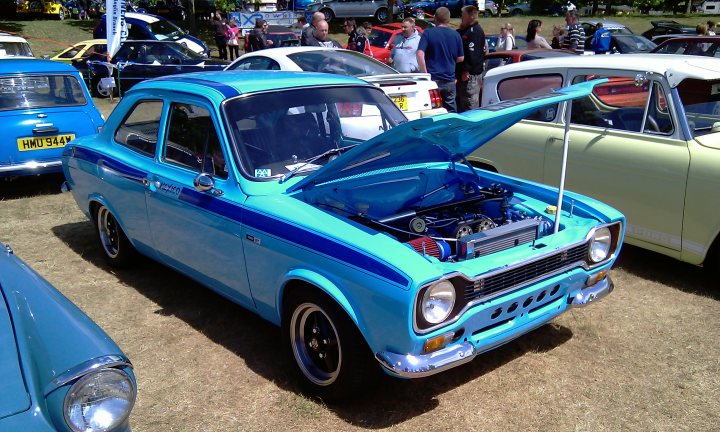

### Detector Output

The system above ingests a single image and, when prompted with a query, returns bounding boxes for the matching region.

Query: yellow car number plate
[17,134,75,151]
[391,95,408,111]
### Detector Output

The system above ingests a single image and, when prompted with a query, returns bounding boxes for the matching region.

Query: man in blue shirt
[417,7,464,113]
[591,22,611,54]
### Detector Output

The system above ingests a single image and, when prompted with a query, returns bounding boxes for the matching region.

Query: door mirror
[194,173,224,196]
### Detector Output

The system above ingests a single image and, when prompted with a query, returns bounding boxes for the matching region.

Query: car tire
[484,10,491,17]
[282,287,379,402]
[94,205,137,268]
[92,76,115,98]
[511,8,523,16]
[375,7,389,23]
[320,8,334,22]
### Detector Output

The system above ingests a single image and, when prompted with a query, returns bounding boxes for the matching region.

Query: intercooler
[457,218,542,260]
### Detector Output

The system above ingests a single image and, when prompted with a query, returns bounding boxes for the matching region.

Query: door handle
[33,126,59,134]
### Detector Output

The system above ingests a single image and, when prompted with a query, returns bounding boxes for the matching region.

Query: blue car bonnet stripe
[178,188,409,286]
[70,149,409,286]
[152,77,239,99]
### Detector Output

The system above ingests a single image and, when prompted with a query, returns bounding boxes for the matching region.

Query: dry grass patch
[1,167,719,431]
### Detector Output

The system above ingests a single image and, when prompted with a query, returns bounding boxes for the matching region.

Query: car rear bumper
[0,160,63,176]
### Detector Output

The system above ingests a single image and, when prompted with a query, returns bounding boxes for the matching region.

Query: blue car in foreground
[0,245,136,431]
[0,58,104,178]
[62,70,624,400]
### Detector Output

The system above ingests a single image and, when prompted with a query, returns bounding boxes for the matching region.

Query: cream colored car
[470,54,720,266]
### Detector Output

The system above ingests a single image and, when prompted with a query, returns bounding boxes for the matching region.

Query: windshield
[613,35,656,53]
[148,20,186,40]
[0,41,33,57]
[0,74,87,111]
[287,50,396,77]
[368,28,393,48]
[224,86,406,179]
[678,78,720,137]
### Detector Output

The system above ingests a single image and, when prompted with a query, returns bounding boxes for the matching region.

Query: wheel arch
[88,196,137,248]
[279,270,361,331]
[467,157,499,173]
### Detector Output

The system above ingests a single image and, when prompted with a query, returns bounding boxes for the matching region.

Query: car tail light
[429,89,442,109]
[337,102,363,117]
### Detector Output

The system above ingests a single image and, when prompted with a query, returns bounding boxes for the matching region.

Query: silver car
[305,0,398,24]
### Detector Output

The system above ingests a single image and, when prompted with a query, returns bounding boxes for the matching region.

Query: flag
[106,0,128,59]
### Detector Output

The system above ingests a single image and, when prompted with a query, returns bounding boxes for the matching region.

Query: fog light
[423,331,454,353]
[586,270,608,287]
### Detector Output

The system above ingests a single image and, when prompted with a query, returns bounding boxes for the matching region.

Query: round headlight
[589,226,612,263]
[64,368,136,432]
[421,280,456,324]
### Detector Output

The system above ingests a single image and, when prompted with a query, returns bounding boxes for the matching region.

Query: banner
[106,0,128,59]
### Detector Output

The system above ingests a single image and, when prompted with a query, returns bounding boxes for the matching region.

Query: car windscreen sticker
[711,83,720,96]
[255,168,272,177]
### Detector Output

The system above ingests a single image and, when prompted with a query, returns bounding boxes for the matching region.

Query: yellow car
[51,39,107,64]
[16,0,69,20]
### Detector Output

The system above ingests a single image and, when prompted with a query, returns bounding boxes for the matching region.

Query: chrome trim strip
[44,354,133,395]
[570,275,614,307]
[412,221,622,334]
[0,160,62,173]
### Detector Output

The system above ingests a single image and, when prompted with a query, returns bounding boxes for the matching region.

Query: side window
[163,103,228,179]
[570,75,673,135]
[229,57,280,71]
[58,44,85,58]
[496,74,563,122]
[114,100,162,156]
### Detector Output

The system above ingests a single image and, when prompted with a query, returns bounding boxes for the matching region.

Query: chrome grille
[464,243,588,302]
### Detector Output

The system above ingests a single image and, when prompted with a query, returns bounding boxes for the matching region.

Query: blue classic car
[62,71,624,400]
[1,58,104,178]
[0,245,136,431]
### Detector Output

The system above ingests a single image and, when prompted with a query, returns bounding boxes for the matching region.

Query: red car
[650,36,720,57]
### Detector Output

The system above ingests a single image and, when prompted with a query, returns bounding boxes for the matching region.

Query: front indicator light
[423,331,455,353]
[586,270,608,287]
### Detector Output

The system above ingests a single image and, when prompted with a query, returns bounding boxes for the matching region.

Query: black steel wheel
[94,205,136,268]
[282,288,379,401]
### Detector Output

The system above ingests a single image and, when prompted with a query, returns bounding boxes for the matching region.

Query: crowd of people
[208,8,715,115]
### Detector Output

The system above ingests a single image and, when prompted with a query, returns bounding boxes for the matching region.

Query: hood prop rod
[553,99,572,234]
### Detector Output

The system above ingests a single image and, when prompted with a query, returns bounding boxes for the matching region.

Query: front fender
[278,269,360,328]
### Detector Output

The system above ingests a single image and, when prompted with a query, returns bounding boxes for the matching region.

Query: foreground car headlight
[422,280,456,324]
[589,226,612,263]
[64,369,136,432]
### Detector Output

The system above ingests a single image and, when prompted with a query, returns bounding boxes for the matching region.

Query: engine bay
[302,168,555,263]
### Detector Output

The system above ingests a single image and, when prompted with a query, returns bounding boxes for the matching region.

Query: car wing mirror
[194,172,224,196]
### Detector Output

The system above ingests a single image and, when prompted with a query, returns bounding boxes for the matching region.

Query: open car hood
[287,79,606,193]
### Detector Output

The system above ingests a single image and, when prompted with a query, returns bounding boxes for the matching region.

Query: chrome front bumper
[376,275,614,378]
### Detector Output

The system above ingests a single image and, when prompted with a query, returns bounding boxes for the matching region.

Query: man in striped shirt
[563,10,585,54]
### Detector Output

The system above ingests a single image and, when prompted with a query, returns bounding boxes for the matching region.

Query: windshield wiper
[279,144,357,184]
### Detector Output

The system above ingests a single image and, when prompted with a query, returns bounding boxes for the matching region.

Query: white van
[702,1,720,13]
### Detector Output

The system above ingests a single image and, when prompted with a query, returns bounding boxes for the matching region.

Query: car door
[144,98,254,307]
[542,72,689,251]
